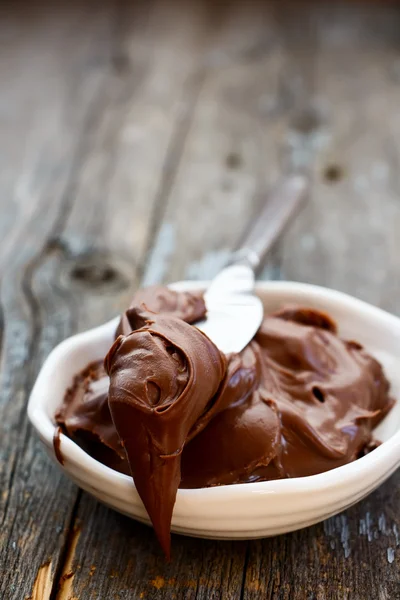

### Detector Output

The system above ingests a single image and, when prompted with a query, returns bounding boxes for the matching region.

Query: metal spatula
[195,176,308,353]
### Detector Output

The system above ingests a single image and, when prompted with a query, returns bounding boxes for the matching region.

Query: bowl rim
[28,280,400,509]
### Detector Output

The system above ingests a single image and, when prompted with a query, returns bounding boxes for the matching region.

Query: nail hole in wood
[312,386,325,403]
[323,164,343,183]
[291,108,323,135]
[226,152,242,169]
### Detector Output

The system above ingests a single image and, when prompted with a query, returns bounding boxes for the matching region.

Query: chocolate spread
[56,286,394,558]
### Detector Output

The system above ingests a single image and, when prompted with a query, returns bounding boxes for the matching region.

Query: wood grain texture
[1,1,399,599]
[0,2,118,598]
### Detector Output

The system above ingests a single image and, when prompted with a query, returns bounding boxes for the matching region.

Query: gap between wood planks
[49,493,82,600]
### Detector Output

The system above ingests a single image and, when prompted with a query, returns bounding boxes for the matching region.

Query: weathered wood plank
[0,2,119,599]
[35,0,212,334]
[281,0,400,315]
[66,495,247,600]
[143,0,293,286]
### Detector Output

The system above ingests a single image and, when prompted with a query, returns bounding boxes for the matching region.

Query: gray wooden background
[1,0,399,598]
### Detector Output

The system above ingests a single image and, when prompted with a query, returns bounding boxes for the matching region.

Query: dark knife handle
[229,175,309,270]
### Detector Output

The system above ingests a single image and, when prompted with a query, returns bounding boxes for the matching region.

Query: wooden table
[1,0,400,598]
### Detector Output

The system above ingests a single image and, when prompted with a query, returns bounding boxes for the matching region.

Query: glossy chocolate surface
[56,287,394,556]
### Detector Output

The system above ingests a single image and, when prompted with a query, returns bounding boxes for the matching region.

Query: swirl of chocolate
[186,344,262,443]
[255,311,394,477]
[181,393,284,487]
[116,285,206,337]
[105,309,226,558]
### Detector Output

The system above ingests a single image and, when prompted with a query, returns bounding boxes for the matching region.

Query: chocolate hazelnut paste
[56,286,394,557]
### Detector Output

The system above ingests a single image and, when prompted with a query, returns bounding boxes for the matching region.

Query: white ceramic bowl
[28,281,400,539]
